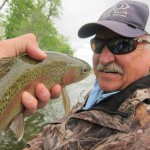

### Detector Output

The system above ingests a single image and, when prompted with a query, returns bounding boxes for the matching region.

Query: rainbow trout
[0,51,91,140]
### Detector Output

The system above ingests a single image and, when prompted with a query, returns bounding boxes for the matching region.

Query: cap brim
[78,20,147,38]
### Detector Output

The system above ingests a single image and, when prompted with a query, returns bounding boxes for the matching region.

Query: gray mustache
[96,63,123,74]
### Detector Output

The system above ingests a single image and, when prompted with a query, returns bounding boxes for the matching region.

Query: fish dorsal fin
[10,113,24,141]
[0,56,16,78]
[62,87,70,115]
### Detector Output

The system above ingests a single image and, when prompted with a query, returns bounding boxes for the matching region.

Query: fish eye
[82,68,88,74]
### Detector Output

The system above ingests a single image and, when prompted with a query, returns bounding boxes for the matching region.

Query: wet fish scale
[0,51,91,140]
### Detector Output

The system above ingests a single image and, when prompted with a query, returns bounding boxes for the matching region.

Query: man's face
[92,29,150,92]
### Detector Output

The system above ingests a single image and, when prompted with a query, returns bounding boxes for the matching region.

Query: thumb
[15,33,47,60]
[0,33,47,60]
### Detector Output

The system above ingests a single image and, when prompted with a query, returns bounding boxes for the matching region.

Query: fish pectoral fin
[62,87,70,115]
[10,113,24,141]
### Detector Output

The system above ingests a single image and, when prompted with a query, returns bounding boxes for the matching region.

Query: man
[24,0,150,149]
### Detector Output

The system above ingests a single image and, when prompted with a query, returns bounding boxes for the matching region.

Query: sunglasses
[90,37,150,55]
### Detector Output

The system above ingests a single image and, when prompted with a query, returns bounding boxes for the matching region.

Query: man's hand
[0,33,61,116]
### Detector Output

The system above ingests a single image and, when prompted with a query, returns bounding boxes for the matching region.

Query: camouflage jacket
[27,76,150,150]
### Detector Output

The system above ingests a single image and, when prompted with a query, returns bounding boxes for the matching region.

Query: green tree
[2,0,73,54]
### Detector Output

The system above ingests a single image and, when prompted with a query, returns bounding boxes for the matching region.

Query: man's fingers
[22,91,38,116]
[25,34,47,60]
[22,83,61,116]
[16,33,47,60]
[50,84,61,99]
[36,83,50,109]
[0,33,47,60]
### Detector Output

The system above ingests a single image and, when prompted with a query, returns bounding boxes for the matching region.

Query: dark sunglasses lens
[90,38,105,54]
[108,38,134,54]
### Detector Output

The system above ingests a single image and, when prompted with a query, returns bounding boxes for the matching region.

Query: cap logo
[113,2,129,10]
[101,2,130,19]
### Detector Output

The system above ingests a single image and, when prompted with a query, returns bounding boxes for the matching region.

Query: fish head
[42,51,91,85]
[62,56,91,85]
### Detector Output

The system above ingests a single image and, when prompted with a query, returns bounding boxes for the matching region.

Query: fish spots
[0,92,13,116]
[4,92,11,102]
[0,102,7,115]
[18,55,40,65]
[0,108,3,115]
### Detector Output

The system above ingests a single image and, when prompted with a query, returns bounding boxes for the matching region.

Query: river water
[0,74,95,150]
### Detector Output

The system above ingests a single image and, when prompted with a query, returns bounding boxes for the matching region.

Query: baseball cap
[78,0,150,38]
